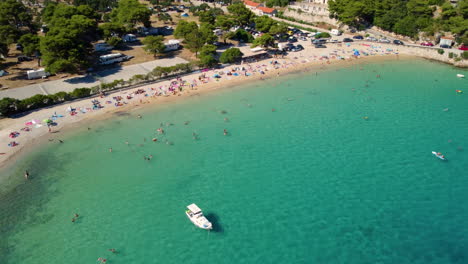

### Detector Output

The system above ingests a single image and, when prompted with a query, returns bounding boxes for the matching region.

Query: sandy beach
[0,41,431,169]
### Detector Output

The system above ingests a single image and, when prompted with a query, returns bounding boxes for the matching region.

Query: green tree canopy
[0,41,8,58]
[215,15,234,30]
[39,3,99,73]
[99,22,127,39]
[109,0,152,29]
[174,20,198,39]
[72,0,118,12]
[227,3,254,26]
[251,33,275,48]
[199,54,218,67]
[219,47,243,63]
[230,28,254,43]
[329,0,467,40]
[142,35,166,57]
[269,23,287,35]
[255,16,275,32]
[18,33,41,56]
[0,0,34,30]
[199,44,217,58]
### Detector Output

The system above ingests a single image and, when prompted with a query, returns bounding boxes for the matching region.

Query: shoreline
[0,51,412,172]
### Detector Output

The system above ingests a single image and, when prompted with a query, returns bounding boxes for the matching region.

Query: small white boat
[457,74,465,78]
[432,151,446,160]
[186,203,212,230]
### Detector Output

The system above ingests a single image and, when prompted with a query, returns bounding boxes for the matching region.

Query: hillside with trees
[328,0,467,43]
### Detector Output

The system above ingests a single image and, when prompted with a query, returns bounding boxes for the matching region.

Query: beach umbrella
[31,119,40,124]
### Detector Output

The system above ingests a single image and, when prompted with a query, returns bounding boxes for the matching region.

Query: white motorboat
[432,151,446,160]
[186,203,212,230]
[456,74,465,78]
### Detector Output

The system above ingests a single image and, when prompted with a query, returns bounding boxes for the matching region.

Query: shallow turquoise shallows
[1,58,468,264]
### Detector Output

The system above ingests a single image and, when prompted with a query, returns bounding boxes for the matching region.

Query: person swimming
[224,129,228,136]
[24,170,29,180]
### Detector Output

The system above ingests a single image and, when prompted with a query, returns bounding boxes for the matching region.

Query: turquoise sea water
[1,58,468,264]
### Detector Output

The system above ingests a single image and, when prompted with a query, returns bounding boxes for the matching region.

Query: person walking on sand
[109,148,112,153]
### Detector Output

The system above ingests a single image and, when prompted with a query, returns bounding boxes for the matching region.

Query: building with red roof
[257,6,277,16]
[243,0,277,16]
[243,0,261,8]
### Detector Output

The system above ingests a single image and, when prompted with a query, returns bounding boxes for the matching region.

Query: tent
[181,13,189,17]
[0,70,9,77]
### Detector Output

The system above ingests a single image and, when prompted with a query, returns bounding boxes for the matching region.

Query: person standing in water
[24,170,29,180]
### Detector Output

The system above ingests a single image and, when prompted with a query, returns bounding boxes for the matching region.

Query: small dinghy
[432,151,446,160]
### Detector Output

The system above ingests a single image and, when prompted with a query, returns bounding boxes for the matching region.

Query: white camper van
[331,29,342,36]
[27,68,50,80]
[164,40,180,51]
[99,53,132,65]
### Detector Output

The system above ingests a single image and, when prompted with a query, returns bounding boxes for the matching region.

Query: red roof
[257,6,276,13]
[244,0,261,7]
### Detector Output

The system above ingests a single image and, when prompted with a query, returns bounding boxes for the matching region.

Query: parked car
[379,38,390,43]
[343,38,353,42]
[393,40,404,45]
[285,43,294,51]
[420,42,434,46]
[459,45,468,51]
[366,37,378,42]
[440,44,451,49]
[314,44,327,48]
[299,36,307,41]
[288,36,298,43]
[312,39,327,44]
[330,39,339,43]
[352,35,364,40]
[17,55,33,62]
[292,44,304,52]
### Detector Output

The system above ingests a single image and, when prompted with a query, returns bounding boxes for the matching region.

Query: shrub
[437,49,444,55]
[70,88,91,98]
[448,52,454,58]
[315,32,331,39]
[0,97,21,117]
[106,36,124,48]
[19,94,53,110]
[220,48,243,63]
[462,51,468,60]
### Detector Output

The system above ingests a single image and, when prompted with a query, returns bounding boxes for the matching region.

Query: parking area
[0,57,188,100]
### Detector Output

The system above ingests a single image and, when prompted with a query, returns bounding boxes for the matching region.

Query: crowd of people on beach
[4,42,401,162]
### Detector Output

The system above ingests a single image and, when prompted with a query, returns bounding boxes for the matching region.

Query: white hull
[432,151,446,160]
[456,74,465,78]
[186,212,212,230]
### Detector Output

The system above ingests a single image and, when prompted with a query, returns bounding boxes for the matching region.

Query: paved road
[0,57,188,100]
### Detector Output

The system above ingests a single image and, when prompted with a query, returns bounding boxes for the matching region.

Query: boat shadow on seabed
[205,213,223,233]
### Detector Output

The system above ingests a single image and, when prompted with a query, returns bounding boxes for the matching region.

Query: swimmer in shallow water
[224,129,228,136]
[24,170,29,179]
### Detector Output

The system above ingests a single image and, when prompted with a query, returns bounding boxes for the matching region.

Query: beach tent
[0,70,9,77]
[181,13,189,17]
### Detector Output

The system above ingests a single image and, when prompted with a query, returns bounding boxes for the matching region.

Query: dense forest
[328,0,468,43]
